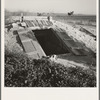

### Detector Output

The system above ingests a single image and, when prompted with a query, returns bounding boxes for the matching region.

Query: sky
[5,0,96,15]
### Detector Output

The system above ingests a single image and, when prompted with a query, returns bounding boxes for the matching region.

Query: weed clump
[5,49,96,87]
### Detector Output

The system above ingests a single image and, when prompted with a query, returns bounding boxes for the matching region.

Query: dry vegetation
[5,48,96,87]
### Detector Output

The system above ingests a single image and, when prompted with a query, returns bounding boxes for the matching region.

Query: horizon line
[5,9,96,16]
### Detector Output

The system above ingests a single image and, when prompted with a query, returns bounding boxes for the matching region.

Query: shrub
[5,49,96,87]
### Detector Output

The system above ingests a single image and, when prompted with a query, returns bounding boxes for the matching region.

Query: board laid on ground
[17,29,46,59]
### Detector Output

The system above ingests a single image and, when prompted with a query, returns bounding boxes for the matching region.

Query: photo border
[1,0,99,100]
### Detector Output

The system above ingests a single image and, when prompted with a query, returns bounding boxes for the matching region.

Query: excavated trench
[33,29,70,56]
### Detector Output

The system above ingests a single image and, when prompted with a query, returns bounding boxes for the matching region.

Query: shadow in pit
[33,29,70,56]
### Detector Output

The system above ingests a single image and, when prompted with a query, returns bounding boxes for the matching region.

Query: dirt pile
[5,31,23,53]
[53,21,96,53]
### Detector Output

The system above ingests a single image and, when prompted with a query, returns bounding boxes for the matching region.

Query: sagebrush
[5,49,96,87]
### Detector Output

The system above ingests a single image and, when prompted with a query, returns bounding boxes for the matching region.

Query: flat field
[52,14,96,35]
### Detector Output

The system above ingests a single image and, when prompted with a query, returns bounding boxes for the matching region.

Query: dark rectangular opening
[33,29,70,56]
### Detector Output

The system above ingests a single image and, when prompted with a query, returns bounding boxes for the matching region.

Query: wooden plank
[28,53,40,59]
[46,21,52,26]
[32,20,38,26]
[22,41,36,53]
[40,20,46,26]
[31,21,35,27]
[17,29,46,59]
[71,49,86,56]
[43,20,50,26]
[64,40,78,48]
[19,33,29,41]
[25,20,34,27]
[41,20,49,26]
[18,30,28,34]
[35,20,43,28]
